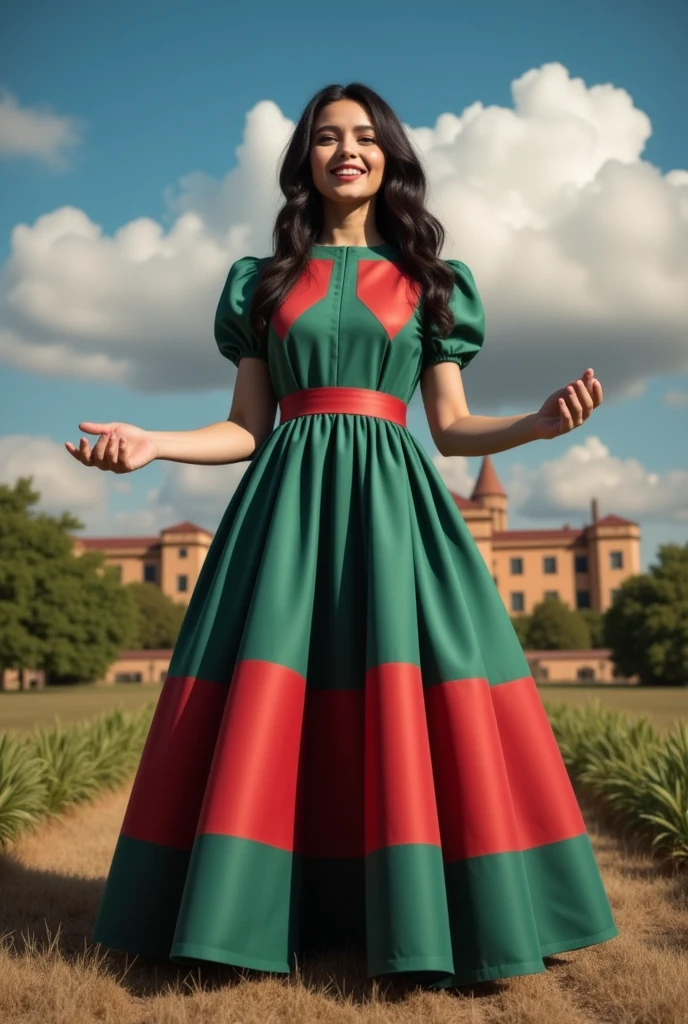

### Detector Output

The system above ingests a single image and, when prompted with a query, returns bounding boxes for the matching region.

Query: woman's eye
[317,135,376,144]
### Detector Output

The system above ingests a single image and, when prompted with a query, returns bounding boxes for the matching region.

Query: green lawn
[537,682,687,734]
[0,684,164,732]
[0,681,686,734]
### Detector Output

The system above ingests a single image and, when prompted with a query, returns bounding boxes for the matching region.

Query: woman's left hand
[533,368,603,440]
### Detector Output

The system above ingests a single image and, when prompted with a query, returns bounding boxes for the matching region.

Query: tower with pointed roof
[470,455,508,531]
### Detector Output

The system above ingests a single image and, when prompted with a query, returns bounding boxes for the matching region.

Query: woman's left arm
[421,365,604,458]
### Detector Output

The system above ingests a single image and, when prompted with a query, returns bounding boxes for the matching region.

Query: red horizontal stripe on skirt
[279,386,407,427]
[425,675,587,862]
[365,662,442,853]
[491,674,587,845]
[196,659,306,851]
[121,675,226,850]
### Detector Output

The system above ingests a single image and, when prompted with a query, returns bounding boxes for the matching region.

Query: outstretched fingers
[65,429,124,469]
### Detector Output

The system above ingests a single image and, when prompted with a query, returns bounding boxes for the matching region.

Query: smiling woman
[71,80,612,992]
[309,104,386,226]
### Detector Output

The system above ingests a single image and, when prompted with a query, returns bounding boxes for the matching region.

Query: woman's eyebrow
[314,123,375,132]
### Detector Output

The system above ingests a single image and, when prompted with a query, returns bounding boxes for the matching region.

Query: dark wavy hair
[249,82,457,343]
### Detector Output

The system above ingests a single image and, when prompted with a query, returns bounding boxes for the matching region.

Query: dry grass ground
[0,778,687,1024]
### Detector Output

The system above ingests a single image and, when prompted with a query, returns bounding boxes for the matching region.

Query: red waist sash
[278,386,407,427]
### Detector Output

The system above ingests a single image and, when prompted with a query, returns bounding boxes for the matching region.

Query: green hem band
[170,941,291,973]
[539,922,620,957]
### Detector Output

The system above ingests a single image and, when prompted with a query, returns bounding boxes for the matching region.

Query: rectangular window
[143,563,157,583]
[543,556,557,574]
[510,557,523,575]
[610,550,623,569]
[577,667,595,680]
[576,590,591,609]
[160,670,167,682]
[610,588,620,602]
[110,564,123,582]
[544,590,558,600]
[177,574,188,593]
[179,547,188,559]
[575,554,588,573]
[115,672,142,683]
[510,592,525,612]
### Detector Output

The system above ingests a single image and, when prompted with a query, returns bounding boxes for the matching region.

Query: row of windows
[115,670,167,683]
[109,564,189,591]
[509,551,624,575]
[510,588,620,612]
[143,549,188,582]
[537,666,597,681]
[143,566,189,590]
[119,549,627,594]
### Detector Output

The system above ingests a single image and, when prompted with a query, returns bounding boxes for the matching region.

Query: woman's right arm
[65,357,277,471]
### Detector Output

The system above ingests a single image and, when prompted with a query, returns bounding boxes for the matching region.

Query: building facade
[73,521,214,604]
[72,455,641,617]
[453,455,641,615]
[100,645,629,686]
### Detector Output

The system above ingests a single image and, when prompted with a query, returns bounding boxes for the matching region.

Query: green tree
[126,581,186,649]
[510,613,532,647]
[0,477,138,683]
[526,595,591,650]
[604,543,688,686]
[578,608,605,648]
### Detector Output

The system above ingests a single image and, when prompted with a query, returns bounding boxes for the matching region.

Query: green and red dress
[91,243,619,987]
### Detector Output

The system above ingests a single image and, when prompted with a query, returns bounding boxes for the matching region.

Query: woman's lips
[331,169,365,179]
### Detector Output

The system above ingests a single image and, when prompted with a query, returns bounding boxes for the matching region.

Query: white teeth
[333,169,363,176]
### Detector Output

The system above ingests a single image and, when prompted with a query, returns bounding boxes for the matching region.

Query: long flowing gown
[91,242,619,988]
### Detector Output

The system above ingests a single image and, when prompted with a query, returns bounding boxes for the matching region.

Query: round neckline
[311,242,398,256]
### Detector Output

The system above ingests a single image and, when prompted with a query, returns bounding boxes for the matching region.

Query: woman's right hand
[65,422,159,473]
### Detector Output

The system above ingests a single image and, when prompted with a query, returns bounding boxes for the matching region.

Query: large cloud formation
[0,63,686,410]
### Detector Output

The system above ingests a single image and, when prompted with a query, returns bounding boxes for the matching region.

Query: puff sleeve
[422,259,485,371]
[214,256,268,367]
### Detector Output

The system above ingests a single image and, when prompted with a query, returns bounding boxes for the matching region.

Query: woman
[66,82,617,989]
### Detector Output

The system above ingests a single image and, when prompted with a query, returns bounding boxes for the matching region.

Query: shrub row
[1,697,686,866]
[0,703,155,846]
[544,698,688,865]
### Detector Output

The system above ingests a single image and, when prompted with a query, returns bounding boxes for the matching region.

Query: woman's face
[309,99,385,205]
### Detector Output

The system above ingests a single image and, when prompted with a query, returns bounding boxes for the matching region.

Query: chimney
[591,498,598,524]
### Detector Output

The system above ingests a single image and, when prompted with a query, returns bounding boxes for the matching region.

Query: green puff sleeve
[214,256,268,367]
[422,259,485,371]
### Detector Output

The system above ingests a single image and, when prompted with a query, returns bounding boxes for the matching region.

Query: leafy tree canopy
[525,595,591,651]
[604,542,688,686]
[0,477,138,683]
[126,581,186,649]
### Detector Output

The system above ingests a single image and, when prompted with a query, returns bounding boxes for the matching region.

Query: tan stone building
[72,455,641,617]
[73,521,213,605]
[452,455,640,615]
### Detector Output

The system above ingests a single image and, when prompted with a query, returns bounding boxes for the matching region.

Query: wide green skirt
[92,413,619,987]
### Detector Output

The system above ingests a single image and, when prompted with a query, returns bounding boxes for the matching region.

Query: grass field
[0,684,163,732]
[1,681,686,733]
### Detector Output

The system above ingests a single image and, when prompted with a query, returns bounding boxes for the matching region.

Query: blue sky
[0,0,686,573]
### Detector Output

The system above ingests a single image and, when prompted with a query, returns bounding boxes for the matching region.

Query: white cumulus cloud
[0,89,84,166]
[0,63,686,410]
[506,435,688,522]
[0,435,106,518]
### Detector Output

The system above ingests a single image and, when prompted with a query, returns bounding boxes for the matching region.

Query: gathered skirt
[91,412,619,987]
